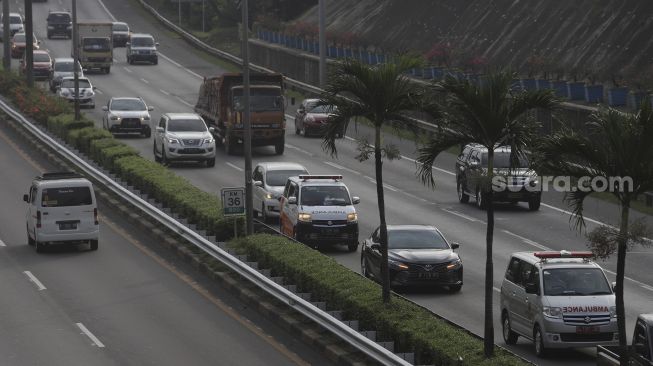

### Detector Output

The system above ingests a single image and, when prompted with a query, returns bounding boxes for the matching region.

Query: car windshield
[300,186,351,206]
[113,23,128,32]
[83,38,110,52]
[266,170,307,186]
[54,61,81,72]
[132,37,154,47]
[167,119,207,132]
[41,187,92,207]
[233,89,283,112]
[49,13,70,23]
[387,229,450,250]
[10,16,22,24]
[481,151,529,169]
[60,79,91,88]
[111,99,146,111]
[543,268,612,296]
[33,53,50,62]
[308,105,337,114]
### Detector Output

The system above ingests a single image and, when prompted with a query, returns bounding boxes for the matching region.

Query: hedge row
[1,71,527,365]
[230,234,527,366]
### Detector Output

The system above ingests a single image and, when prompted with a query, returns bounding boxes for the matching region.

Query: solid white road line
[0,238,6,246]
[23,271,46,291]
[95,89,103,95]
[123,67,132,73]
[96,0,117,21]
[140,78,149,84]
[501,230,551,251]
[157,53,182,68]
[323,161,361,175]
[159,89,171,96]
[175,97,194,108]
[226,162,244,172]
[285,144,312,156]
[442,208,482,223]
[76,323,106,348]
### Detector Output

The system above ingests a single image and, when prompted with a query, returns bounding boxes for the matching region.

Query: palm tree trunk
[484,148,495,358]
[375,124,390,303]
[617,199,630,366]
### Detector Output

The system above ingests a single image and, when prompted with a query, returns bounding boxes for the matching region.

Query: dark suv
[46,10,72,39]
[455,143,541,211]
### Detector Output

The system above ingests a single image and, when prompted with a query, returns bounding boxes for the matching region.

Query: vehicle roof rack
[37,172,83,180]
[298,175,343,181]
[534,250,593,262]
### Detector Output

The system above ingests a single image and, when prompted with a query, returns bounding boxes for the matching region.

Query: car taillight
[36,210,42,228]
[94,208,98,225]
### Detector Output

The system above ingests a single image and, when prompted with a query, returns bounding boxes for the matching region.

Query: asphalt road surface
[2,0,652,364]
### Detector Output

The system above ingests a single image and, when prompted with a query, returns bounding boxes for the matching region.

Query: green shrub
[70,127,113,153]
[47,114,94,138]
[101,145,140,170]
[230,234,528,366]
[89,138,123,163]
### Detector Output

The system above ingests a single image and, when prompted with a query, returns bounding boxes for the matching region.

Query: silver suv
[154,113,216,167]
[102,97,153,137]
[126,33,158,65]
[49,58,83,92]
[0,13,23,37]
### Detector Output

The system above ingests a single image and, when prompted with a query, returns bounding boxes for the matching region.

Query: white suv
[102,97,154,137]
[279,175,359,251]
[154,113,216,167]
[253,162,308,222]
[500,250,618,357]
[23,172,99,252]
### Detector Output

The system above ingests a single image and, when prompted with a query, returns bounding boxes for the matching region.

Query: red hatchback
[11,32,39,58]
[20,50,52,80]
[294,98,342,137]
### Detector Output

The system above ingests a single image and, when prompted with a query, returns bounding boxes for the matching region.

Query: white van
[24,172,99,252]
[500,250,618,357]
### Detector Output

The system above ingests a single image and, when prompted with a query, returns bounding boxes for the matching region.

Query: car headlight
[446,259,462,270]
[298,213,312,222]
[85,90,94,97]
[110,116,120,121]
[167,138,180,144]
[388,259,409,270]
[265,193,273,200]
[61,91,70,97]
[203,137,214,144]
[609,306,617,318]
[142,115,150,121]
[347,212,358,222]
[306,115,315,122]
[543,306,562,319]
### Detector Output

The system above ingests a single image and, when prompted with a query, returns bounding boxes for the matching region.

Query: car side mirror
[298,108,304,114]
[371,243,381,251]
[148,106,154,111]
[254,180,263,187]
[287,196,297,205]
[37,40,41,45]
[93,86,97,90]
[612,281,617,291]
[208,127,215,133]
[352,196,360,204]
[451,242,460,250]
[102,106,108,111]
[23,194,28,202]
[156,126,164,133]
[525,282,539,295]
[155,42,160,47]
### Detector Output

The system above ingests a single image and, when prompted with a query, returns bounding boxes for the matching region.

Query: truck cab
[77,22,113,73]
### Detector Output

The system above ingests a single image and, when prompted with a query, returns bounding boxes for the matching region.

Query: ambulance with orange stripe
[500,250,618,357]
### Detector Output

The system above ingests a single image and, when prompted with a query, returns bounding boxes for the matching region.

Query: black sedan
[360,225,463,292]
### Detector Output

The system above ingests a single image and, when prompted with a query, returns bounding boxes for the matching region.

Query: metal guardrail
[0,97,412,365]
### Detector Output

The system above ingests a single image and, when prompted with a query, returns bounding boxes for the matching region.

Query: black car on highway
[360,225,463,292]
[46,10,72,39]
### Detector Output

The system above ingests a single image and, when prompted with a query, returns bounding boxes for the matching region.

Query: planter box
[552,81,568,98]
[567,82,586,100]
[536,79,551,90]
[521,78,537,91]
[607,87,628,106]
[629,91,650,109]
[585,84,604,103]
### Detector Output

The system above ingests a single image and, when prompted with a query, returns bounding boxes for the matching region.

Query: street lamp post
[72,0,80,120]
[241,0,253,235]
[318,0,326,88]
[24,0,33,87]
[2,0,10,70]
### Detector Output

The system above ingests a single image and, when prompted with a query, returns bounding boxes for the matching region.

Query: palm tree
[538,101,653,366]
[416,70,558,357]
[320,55,424,303]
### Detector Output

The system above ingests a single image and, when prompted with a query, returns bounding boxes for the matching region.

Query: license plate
[59,223,77,230]
[576,326,600,334]
[418,272,439,279]
[322,228,338,234]
[507,192,523,198]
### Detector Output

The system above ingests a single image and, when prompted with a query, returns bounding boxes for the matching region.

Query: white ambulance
[500,250,618,357]
[279,175,359,251]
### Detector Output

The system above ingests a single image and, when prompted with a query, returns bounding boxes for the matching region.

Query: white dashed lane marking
[0,238,6,246]
[501,230,550,250]
[159,89,171,96]
[226,162,243,172]
[76,323,105,348]
[24,271,47,291]
[123,67,132,73]
[140,78,149,84]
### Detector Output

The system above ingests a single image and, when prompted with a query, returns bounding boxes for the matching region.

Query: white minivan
[500,250,618,357]
[24,172,99,252]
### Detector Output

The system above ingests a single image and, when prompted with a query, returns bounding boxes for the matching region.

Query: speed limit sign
[220,187,245,216]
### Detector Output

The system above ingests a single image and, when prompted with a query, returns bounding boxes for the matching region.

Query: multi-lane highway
[2,0,653,365]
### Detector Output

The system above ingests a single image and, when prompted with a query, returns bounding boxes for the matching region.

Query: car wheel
[90,240,98,251]
[153,143,161,163]
[347,241,358,252]
[127,56,132,65]
[301,126,308,137]
[448,284,462,293]
[206,158,215,167]
[275,141,285,155]
[35,240,44,253]
[295,120,300,135]
[502,312,519,344]
[161,150,169,166]
[143,128,151,138]
[528,197,541,211]
[476,189,487,210]
[261,203,269,223]
[361,254,370,278]
[457,180,470,203]
[534,325,547,358]
[153,58,158,65]
[27,227,35,246]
